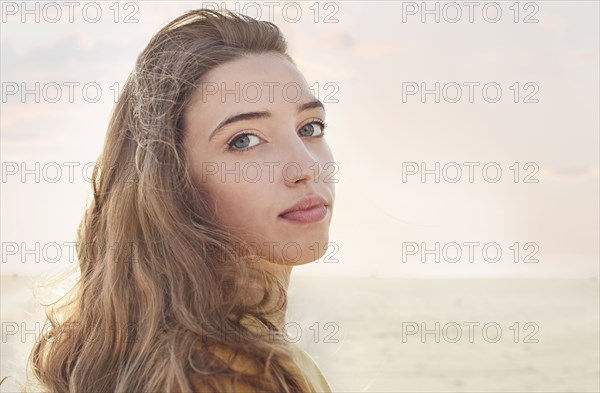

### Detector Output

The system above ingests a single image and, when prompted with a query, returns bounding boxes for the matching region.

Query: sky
[1,0,598,278]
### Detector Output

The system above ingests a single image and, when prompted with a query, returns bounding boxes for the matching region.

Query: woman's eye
[227,133,262,151]
[227,121,326,152]
[299,121,326,137]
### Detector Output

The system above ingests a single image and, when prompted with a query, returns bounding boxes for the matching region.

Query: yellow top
[288,340,333,393]
[189,314,333,392]
[239,313,333,393]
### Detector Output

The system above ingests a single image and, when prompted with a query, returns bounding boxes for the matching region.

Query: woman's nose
[280,139,323,186]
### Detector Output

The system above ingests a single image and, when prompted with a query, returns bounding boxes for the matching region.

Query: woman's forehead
[191,53,310,104]
[184,55,316,135]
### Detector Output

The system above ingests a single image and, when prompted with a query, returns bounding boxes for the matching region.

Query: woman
[28,8,336,393]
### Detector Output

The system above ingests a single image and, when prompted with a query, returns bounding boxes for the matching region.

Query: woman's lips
[279,204,328,223]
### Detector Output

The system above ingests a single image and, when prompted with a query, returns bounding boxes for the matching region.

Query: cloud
[562,51,600,65]
[353,38,408,58]
[1,33,139,80]
[538,13,569,32]
[539,166,600,181]
[473,49,536,66]
[304,31,408,59]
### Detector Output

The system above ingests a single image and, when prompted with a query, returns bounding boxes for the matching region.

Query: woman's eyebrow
[208,99,325,142]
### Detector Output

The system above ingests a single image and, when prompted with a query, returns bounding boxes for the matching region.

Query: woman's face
[183,52,335,266]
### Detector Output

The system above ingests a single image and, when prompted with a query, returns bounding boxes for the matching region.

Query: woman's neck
[248,257,293,332]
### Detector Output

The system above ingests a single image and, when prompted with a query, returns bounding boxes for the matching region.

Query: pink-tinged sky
[1,1,598,277]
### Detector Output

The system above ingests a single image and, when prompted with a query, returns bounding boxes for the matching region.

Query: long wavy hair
[25,8,315,393]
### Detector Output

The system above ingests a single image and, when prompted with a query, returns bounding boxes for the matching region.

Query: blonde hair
[25,8,315,393]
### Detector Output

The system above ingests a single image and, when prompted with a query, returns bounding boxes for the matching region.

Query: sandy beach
[2,275,599,392]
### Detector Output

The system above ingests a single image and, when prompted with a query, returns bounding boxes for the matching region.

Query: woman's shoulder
[187,341,263,393]
[188,368,260,393]
[288,344,333,393]
[189,339,263,371]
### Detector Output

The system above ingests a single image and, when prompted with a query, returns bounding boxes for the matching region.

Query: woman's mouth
[278,204,328,224]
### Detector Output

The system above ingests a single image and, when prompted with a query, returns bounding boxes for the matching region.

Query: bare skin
[183,52,336,332]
